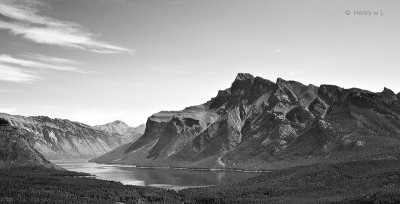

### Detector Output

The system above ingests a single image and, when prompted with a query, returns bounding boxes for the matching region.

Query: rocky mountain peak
[318,85,344,105]
[276,78,306,89]
[275,77,286,85]
[235,73,254,81]
[378,87,398,104]
[382,87,395,95]
[380,87,396,99]
[97,120,128,128]
[112,120,127,125]
[231,73,255,94]
[101,120,130,130]
[95,120,145,145]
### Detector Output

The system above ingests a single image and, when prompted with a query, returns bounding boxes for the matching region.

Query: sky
[0,0,400,127]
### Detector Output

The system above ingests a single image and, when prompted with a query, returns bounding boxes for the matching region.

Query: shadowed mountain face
[0,113,137,159]
[0,119,57,168]
[92,73,400,170]
[95,121,145,144]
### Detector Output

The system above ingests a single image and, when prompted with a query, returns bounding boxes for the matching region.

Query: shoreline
[89,161,270,173]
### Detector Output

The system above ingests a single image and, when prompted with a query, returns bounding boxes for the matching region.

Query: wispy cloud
[0,53,86,83]
[0,0,133,54]
[23,53,79,65]
[0,64,38,83]
[0,54,85,73]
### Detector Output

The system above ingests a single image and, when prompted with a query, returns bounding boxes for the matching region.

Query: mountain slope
[0,119,57,168]
[95,120,145,144]
[0,113,133,159]
[92,73,400,170]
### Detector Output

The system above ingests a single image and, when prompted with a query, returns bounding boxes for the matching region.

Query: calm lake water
[51,159,263,189]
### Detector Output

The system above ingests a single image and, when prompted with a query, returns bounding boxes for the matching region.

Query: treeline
[0,166,180,203]
[2,160,400,203]
[178,160,400,203]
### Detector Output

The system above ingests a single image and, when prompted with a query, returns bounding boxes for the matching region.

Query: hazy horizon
[1,0,399,126]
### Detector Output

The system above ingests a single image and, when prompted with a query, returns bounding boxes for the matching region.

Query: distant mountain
[95,120,145,144]
[92,73,400,170]
[0,113,135,159]
[0,119,57,168]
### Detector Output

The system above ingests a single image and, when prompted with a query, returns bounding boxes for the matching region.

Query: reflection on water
[51,159,262,189]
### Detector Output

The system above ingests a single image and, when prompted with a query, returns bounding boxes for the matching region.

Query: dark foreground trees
[0,167,180,203]
[179,160,400,203]
[2,160,400,203]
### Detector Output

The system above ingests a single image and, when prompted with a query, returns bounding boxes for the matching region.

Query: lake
[51,159,263,190]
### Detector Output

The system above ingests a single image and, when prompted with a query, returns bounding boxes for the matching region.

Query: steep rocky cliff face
[95,120,145,144]
[92,73,400,170]
[0,119,57,168]
[0,113,132,159]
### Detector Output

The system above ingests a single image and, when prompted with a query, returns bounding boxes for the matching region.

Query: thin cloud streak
[0,53,87,83]
[0,54,85,73]
[23,53,79,65]
[0,64,38,83]
[0,0,133,54]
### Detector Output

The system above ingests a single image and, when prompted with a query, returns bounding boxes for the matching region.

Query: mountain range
[0,113,144,159]
[0,118,57,168]
[1,72,400,171]
[92,73,400,170]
